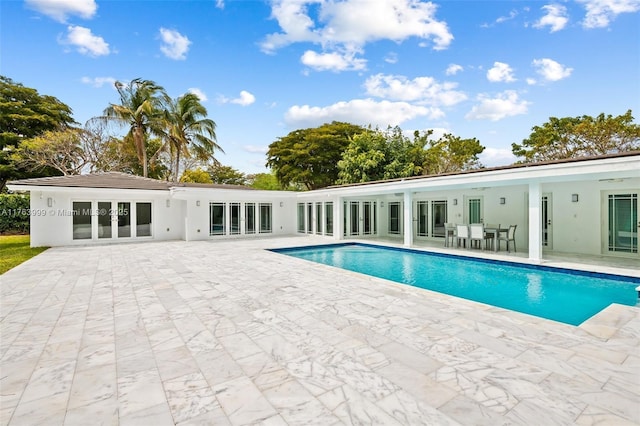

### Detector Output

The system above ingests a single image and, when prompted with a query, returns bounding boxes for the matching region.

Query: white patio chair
[456,224,469,248]
[469,223,491,250]
[498,224,517,252]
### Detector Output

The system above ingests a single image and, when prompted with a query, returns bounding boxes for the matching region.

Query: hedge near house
[0,194,30,234]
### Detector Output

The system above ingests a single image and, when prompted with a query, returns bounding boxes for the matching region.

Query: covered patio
[297,152,640,263]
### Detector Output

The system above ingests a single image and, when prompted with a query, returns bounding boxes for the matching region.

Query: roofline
[323,151,640,190]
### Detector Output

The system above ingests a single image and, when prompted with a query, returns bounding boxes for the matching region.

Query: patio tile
[1,238,638,425]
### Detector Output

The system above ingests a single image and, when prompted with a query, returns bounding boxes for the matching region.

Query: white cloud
[26,0,97,22]
[301,50,367,72]
[577,0,640,28]
[479,147,517,167]
[534,4,569,32]
[532,58,573,81]
[284,98,441,129]
[159,28,191,60]
[445,64,463,75]
[364,73,467,106]
[218,91,256,106]
[487,62,516,83]
[81,76,116,87]
[188,88,208,102]
[243,145,269,154]
[384,52,398,64]
[215,0,225,9]
[496,9,519,23]
[61,25,110,57]
[261,0,453,71]
[465,90,530,121]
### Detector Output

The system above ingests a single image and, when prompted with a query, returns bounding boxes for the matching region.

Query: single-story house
[6,152,640,263]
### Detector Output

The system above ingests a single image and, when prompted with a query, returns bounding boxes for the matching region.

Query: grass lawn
[0,235,48,275]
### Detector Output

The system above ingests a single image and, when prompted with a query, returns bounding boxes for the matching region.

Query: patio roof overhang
[296,153,640,199]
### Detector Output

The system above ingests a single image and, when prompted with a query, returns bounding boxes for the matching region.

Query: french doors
[604,192,638,256]
[72,200,152,241]
[416,200,447,238]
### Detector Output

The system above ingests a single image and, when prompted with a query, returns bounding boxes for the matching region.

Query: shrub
[0,194,30,234]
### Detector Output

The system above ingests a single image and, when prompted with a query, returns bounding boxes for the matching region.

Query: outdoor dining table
[483,226,508,252]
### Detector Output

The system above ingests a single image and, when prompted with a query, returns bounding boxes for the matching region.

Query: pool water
[273,243,639,325]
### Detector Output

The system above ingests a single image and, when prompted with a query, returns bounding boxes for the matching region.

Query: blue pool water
[272,243,639,325]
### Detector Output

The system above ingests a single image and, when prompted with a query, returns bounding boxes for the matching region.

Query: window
[245,203,256,234]
[608,194,638,253]
[210,202,225,235]
[350,202,359,235]
[98,201,112,239]
[297,203,305,233]
[389,202,401,235]
[307,203,313,234]
[363,201,375,235]
[136,202,152,237]
[431,200,447,238]
[468,198,482,224]
[417,201,428,237]
[230,203,241,235]
[117,202,131,238]
[343,201,348,237]
[315,203,323,235]
[325,202,333,236]
[259,203,272,233]
[72,201,92,240]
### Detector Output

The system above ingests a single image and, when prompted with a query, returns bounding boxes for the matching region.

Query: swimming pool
[272,243,639,325]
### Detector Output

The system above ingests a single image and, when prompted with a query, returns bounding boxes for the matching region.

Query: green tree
[102,78,166,178]
[207,164,246,185]
[98,135,169,179]
[512,110,640,163]
[423,133,484,175]
[266,121,365,190]
[180,168,214,183]
[337,127,429,184]
[160,93,222,182]
[13,128,88,176]
[0,76,75,191]
[246,172,302,190]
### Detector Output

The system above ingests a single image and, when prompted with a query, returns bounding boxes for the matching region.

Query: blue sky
[2,0,639,174]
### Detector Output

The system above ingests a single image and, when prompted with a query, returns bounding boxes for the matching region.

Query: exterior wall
[542,178,640,256]
[28,189,184,247]
[175,190,298,242]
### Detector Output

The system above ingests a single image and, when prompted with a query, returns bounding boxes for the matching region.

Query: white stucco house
[6,152,640,263]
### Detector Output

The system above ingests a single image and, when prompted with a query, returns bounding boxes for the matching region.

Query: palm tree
[160,93,222,181]
[103,78,165,177]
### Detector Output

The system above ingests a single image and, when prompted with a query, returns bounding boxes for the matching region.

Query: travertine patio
[1,237,639,425]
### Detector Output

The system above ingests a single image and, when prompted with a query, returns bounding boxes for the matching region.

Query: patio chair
[456,224,469,248]
[498,224,517,252]
[469,223,491,250]
[444,222,456,247]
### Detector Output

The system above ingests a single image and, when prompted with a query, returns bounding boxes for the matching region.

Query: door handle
[547,220,551,225]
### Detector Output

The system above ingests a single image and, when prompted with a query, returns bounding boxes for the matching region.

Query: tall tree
[159,93,221,182]
[0,76,75,191]
[180,168,214,184]
[512,110,640,163]
[13,128,88,176]
[267,121,365,190]
[102,78,166,177]
[337,127,429,184]
[207,164,247,185]
[422,133,484,175]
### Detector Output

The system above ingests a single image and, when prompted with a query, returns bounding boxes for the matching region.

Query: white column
[403,191,413,247]
[528,182,542,262]
[333,196,343,240]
